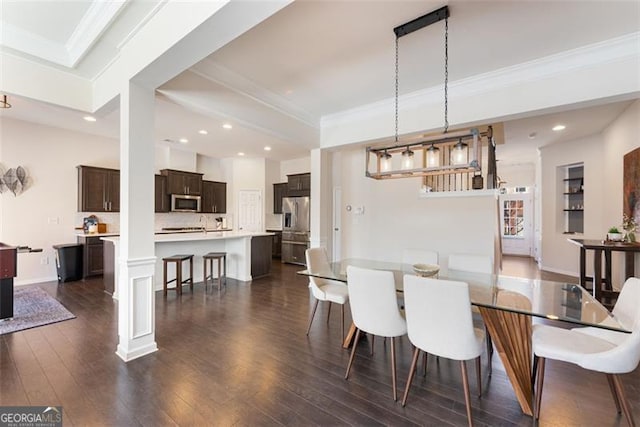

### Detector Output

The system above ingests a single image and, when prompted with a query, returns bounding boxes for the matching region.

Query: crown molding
[116,0,168,50]
[0,1,128,69]
[66,0,129,67]
[321,32,640,129]
[191,58,319,128]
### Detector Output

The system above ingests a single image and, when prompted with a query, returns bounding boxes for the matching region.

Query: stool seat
[203,252,227,292]
[162,254,194,296]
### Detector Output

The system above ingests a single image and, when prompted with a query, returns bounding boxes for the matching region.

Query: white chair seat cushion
[320,282,349,304]
[571,326,630,346]
[533,325,617,371]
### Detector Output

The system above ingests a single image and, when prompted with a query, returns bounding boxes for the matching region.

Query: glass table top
[298,258,630,334]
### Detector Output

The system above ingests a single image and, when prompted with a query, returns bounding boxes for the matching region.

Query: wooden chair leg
[341,304,345,343]
[306,299,319,336]
[534,357,546,420]
[326,302,332,323]
[423,351,428,376]
[345,328,362,379]
[390,337,397,401]
[606,374,622,414]
[612,374,636,427]
[460,360,473,427]
[486,328,493,376]
[176,262,182,295]
[475,356,482,398]
[402,347,420,406]
[370,335,375,356]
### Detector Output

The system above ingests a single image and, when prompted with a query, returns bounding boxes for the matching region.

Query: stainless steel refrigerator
[282,196,310,265]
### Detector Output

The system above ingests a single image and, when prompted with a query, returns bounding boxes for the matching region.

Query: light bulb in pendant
[426,144,440,168]
[401,147,414,170]
[380,150,392,172]
[450,139,468,165]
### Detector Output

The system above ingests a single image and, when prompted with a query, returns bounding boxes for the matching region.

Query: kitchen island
[101,231,273,298]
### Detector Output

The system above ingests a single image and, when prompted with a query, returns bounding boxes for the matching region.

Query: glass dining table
[298,258,630,416]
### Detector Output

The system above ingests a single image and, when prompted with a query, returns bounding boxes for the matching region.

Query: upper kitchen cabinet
[160,169,203,195]
[273,182,288,213]
[287,173,310,197]
[201,181,227,213]
[77,165,120,212]
[155,174,169,213]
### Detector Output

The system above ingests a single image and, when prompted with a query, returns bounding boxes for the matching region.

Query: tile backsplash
[75,212,230,233]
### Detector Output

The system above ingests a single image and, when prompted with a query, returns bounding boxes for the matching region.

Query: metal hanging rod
[393,6,450,38]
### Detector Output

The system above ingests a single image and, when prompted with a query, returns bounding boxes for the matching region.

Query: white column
[116,81,158,362]
[310,149,332,253]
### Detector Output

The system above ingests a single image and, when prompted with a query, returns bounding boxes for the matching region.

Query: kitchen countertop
[76,229,233,237]
[101,230,274,243]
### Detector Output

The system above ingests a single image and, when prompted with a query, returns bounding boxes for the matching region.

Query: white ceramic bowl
[412,263,440,277]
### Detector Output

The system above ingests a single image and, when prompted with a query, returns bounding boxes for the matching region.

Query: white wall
[602,100,640,284]
[0,117,119,284]
[336,148,499,269]
[265,159,281,230]
[280,157,310,180]
[540,101,640,283]
[499,163,536,188]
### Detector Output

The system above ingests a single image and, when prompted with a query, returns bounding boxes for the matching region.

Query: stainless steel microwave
[171,194,201,212]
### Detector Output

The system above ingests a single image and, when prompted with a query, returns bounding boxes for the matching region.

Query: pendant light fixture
[380,150,392,172]
[450,138,468,165]
[425,144,440,167]
[0,95,11,109]
[401,146,415,169]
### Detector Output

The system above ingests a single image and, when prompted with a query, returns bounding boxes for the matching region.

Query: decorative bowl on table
[412,263,440,277]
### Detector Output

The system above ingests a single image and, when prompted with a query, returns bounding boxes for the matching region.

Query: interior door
[500,190,533,256]
[238,190,262,232]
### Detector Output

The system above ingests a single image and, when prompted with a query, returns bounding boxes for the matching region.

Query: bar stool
[203,252,227,292]
[162,254,194,296]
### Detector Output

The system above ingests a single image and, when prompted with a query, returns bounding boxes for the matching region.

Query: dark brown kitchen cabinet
[251,235,272,279]
[77,165,119,212]
[201,180,227,213]
[77,235,103,278]
[155,174,169,212]
[267,230,282,258]
[273,182,288,213]
[287,173,310,197]
[160,169,203,195]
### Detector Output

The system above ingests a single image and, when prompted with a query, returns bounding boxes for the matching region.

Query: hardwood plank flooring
[1,255,638,426]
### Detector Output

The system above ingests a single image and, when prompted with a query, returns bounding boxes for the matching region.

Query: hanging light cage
[366,127,494,180]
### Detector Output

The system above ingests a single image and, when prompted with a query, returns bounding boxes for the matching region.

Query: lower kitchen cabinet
[77,235,103,278]
[251,235,273,279]
[267,230,282,258]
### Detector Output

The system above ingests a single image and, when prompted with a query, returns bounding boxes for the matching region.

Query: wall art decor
[623,147,640,226]
[0,165,30,196]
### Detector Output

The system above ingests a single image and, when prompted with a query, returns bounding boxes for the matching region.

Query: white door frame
[237,189,262,232]
[332,187,342,262]
[500,189,534,256]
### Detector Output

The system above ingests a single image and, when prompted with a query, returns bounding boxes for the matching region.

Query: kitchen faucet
[199,215,208,233]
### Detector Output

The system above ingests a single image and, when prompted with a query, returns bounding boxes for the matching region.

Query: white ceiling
[1,0,639,163]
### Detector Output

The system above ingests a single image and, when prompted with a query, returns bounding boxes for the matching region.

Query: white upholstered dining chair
[305,247,349,343]
[533,277,640,425]
[345,266,407,401]
[402,275,485,427]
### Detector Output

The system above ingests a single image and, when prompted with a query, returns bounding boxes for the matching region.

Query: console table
[568,238,640,302]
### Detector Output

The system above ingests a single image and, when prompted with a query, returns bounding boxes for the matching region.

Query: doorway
[332,187,342,262]
[500,189,534,256]
[238,190,262,232]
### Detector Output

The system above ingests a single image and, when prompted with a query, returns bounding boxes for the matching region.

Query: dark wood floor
[1,256,638,426]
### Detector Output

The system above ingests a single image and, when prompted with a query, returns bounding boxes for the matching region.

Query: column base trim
[116,342,158,362]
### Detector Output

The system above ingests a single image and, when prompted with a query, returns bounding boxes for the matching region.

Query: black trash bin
[53,244,83,282]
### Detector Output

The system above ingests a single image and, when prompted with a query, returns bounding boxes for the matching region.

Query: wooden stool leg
[203,258,208,291]
[223,255,227,287]
[163,261,168,297]
[176,261,182,295]
[189,257,194,292]
[217,257,222,292]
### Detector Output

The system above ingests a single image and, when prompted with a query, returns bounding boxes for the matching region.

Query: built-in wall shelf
[560,164,584,234]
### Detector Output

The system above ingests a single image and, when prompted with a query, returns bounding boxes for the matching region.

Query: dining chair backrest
[402,249,438,266]
[612,277,640,331]
[305,247,335,299]
[448,253,493,274]
[403,275,481,361]
[346,266,406,337]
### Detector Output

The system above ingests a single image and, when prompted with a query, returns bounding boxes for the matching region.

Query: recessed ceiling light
[83,116,96,122]
[179,138,188,144]
[198,130,208,135]
[238,152,245,156]
[264,146,272,151]
[285,89,293,95]
[528,132,537,139]
[222,123,232,130]
[552,125,566,131]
